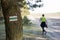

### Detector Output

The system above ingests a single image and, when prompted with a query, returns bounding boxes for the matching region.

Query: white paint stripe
[9,16,17,18]
[9,16,17,21]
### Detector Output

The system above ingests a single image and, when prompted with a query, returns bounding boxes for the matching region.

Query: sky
[26,0,60,14]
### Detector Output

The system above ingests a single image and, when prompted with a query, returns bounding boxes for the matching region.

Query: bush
[22,16,32,25]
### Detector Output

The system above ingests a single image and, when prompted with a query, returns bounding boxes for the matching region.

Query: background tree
[1,0,23,40]
[17,0,30,18]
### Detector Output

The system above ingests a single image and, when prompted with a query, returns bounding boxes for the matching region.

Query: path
[46,18,60,40]
[32,18,60,40]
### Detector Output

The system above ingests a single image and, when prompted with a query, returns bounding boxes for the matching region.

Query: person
[40,14,48,35]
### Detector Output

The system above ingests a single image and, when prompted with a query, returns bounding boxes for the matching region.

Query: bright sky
[29,0,60,14]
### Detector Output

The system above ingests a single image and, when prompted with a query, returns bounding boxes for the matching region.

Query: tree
[17,0,30,18]
[1,0,23,40]
[0,0,1,10]
[22,16,31,25]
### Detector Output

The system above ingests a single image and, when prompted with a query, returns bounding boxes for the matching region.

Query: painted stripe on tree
[9,16,17,21]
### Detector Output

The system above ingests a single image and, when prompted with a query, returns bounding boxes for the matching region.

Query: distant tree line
[26,0,43,10]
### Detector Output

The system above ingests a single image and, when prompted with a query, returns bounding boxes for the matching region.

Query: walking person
[40,14,48,35]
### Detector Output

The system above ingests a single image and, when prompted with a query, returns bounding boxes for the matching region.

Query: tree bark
[1,0,23,40]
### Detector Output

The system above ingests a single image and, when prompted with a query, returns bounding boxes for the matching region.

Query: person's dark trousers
[41,27,46,35]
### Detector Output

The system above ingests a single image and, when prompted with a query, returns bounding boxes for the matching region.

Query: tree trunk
[1,0,23,40]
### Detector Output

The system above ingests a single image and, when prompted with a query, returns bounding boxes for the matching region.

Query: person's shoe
[44,31,47,35]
